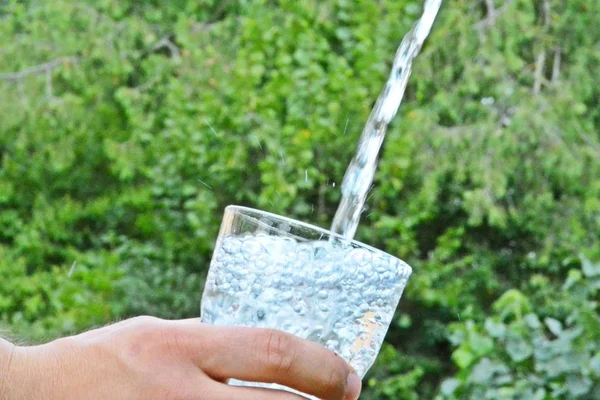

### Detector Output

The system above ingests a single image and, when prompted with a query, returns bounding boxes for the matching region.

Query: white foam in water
[201,235,411,381]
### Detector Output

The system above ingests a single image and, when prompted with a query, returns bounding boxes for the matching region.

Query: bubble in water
[242,241,262,260]
[256,309,266,320]
[222,238,241,254]
[326,340,339,349]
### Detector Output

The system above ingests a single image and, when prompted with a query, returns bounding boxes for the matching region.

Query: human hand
[1,316,361,400]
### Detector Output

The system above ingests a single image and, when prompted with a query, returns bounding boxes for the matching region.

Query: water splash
[331,0,443,239]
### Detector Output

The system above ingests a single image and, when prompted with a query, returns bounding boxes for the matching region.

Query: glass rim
[225,205,411,271]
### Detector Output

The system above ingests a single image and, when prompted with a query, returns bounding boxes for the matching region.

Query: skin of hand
[0,316,361,400]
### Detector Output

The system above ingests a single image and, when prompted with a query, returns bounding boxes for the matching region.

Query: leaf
[505,335,533,362]
[524,314,542,330]
[590,354,600,376]
[545,318,563,336]
[453,346,475,369]
[485,318,506,338]
[493,290,531,320]
[405,3,422,16]
[565,374,591,397]
[470,333,494,357]
[468,358,510,384]
[581,254,600,277]
[533,389,547,400]
[440,378,460,396]
[559,327,583,341]
[537,354,585,378]
[563,269,583,290]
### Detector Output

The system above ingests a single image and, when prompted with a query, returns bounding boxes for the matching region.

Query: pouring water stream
[331,0,443,239]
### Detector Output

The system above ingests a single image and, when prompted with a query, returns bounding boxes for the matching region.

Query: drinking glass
[200,206,412,398]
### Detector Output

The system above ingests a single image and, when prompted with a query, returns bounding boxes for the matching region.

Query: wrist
[0,338,17,400]
[0,339,60,400]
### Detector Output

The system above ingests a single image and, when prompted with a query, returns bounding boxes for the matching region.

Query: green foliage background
[1,0,599,398]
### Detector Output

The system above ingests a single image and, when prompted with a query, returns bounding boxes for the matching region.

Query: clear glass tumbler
[200,206,412,397]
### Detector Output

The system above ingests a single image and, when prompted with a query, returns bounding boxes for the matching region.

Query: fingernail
[345,372,362,400]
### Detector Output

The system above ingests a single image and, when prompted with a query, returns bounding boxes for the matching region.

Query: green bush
[439,256,600,399]
[1,0,599,397]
